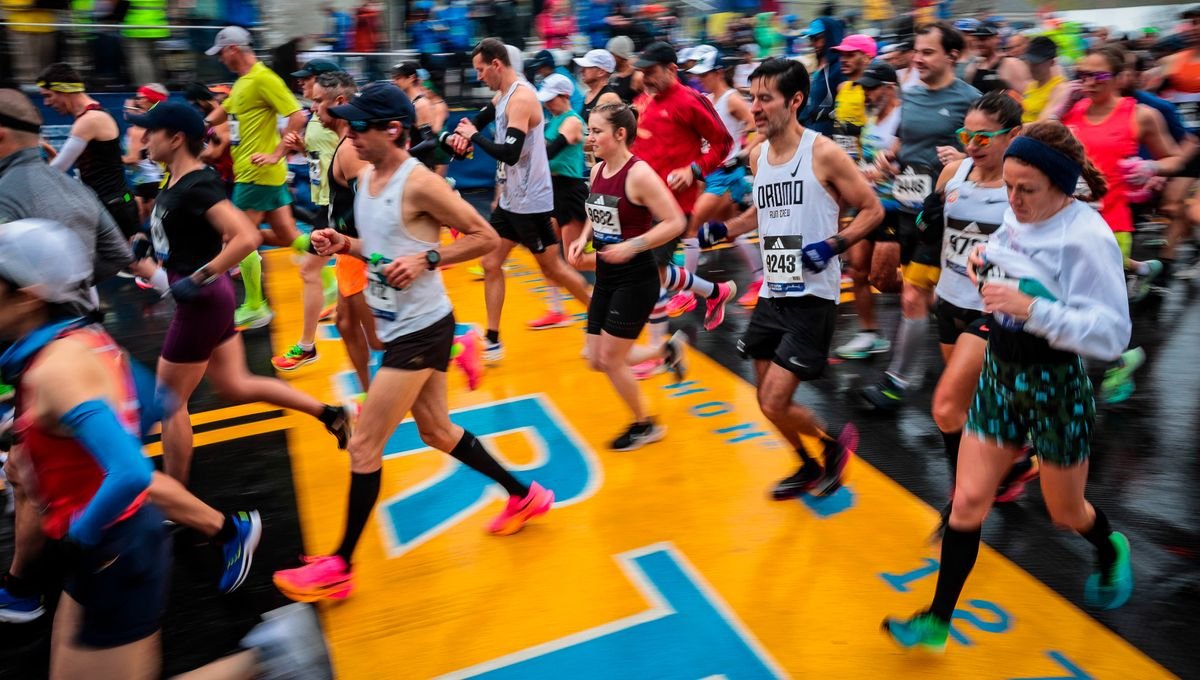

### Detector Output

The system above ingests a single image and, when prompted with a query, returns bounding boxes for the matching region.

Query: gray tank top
[355,158,453,341]
[496,80,554,214]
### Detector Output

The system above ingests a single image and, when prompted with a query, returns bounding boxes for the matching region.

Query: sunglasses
[1076,70,1113,83]
[956,127,1013,147]
[348,118,399,132]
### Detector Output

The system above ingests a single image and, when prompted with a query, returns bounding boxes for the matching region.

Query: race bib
[365,259,402,321]
[149,208,169,260]
[585,193,622,244]
[894,166,933,209]
[228,115,241,146]
[762,234,805,295]
[308,152,322,189]
[496,162,507,184]
[1179,101,1200,131]
[942,218,993,275]
[833,134,860,159]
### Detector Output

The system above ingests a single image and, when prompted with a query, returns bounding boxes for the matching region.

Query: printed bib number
[586,193,622,244]
[229,115,241,146]
[893,166,933,208]
[308,152,322,189]
[833,134,859,159]
[365,259,402,321]
[762,234,805,294]
[149,208,169,260]
[942,219,992,275]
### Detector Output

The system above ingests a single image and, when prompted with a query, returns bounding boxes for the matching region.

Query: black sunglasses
[348,118,401,132]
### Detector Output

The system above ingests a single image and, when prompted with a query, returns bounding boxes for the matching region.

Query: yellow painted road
[257,248,1174,680]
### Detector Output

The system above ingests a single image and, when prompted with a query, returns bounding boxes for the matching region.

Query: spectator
[582,0,610,48]
[324,3,353,51]
[353,0,382,53]
[2,0,59,85]
[122,0,169,85]
[798,15,846,136]
[535,0,575,50]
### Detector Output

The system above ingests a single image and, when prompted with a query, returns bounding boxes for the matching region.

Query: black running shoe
[814,423,858,496]
[860,375,906,412]
[321,405,352,449]
[771,461,824,500]
[610,420,666,451]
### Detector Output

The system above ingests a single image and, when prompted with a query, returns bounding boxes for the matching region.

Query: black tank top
[971,63,1009,94]
[327,139,358,237]
[610,73,637,105]
[581,85,617,123]
[76,105,130,203]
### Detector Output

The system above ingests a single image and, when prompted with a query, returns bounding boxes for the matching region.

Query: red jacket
[631,80,733,215]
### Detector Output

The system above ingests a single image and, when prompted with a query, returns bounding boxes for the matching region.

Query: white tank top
[496,80,554,214]
[355,158,453,341]
[754,129,842,302]
[713,89,743,164]
[936,158,1009,311]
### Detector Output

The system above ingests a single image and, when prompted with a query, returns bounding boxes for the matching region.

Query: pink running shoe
[527,310,572,330]
[703,281,738,331]
[995,454,1040,504]
[273,555,354,602]
[487,482,554,536]
[737,279,762,308]
[632,358,666,380]
[665,292,697,317]
[454,329,484,391]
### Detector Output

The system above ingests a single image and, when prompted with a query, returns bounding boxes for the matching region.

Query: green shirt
[546,109,585,180]
[304,115,339,206]
[225,62,301,187]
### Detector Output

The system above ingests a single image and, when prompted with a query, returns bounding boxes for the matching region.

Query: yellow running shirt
[225,62,301,186]
[1022,75,1064,124]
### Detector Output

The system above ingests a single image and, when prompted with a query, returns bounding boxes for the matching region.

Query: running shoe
[218,510,263,594]
[273,555,354,602]
[770,460,824,500]
[240,603,333,677]
[881,611,950,652]
[468,264,485,279]
[318,304,337,323]
[321,405,352,449]
[664,330,688,383]
[1129,260,1163,303]
[487,482,554,535]
[609,419,667,451]
[737,279,763,308]
[272,344,318,371]
[0,582,43,623]
[860,374,907,412]
[483,341,504,363]
[1101,347,1146,405]
[703,281,737,331]
[1084,532,1133,610]
[632,358,666,380]
[994,453,1039,504]
[835,332,891,360]
[665,292,697,317]
[527,310,573,330]
[234,303,274,331]
[454,330,484,391]
[814,423,857,496]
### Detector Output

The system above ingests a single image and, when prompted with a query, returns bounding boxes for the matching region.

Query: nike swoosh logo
[787,357,811,370]
[790,151,806,177]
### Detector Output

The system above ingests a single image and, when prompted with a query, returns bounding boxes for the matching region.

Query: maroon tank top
[586,156,653,247]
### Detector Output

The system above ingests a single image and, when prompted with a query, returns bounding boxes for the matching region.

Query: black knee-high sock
[1081,507,1116,570]
[449,431,529,498]
[930,524,982,622]
[335,470,382,565]
[796,446,817,466]
[941,429,962,485]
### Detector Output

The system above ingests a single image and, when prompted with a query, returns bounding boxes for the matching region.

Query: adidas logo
[939,108,950,116]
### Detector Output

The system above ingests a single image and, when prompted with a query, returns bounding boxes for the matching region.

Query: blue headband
[1004,136,1082,197]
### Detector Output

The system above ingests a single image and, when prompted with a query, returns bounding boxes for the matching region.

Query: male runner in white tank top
[453,38,592,362]
[273,83,554,603]
[699,58,884,500]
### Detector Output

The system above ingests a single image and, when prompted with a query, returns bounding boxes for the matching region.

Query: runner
[884,121,1134,649]
[1149,19,1200,279]
[861,21,980,411]
[831,34,878,162]
[37,63,140,238]
[606,36,644,105]
[124,102,351,485]
[202,26,309,330]
[394,60,453,174]
[273,82,553,602]
[962,22,1020,94]
[567,103,688,450]
[121,82,168,224]
[451,38,592,361]
[183,82,235,195]
[574,48,622,170]
[1020,37,1068,123]
[699,58,883,499]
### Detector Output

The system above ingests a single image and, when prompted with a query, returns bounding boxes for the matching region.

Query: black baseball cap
[971,22,1000,38]
[391,61,420,78]
[858,61,898,88]
[1023,36,1058,65]
[329,81,415,126]
[183,81,216,102]
[529,49,556,71]
[634,42,678,69]
[291,58,341,78]
[127,101,207,139]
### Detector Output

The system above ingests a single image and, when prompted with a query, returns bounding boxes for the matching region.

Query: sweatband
[49,135,87,171]
[37,80,85,93]
[60,399,153,546]
[137,86,168,104]
[1004,136,1081,197]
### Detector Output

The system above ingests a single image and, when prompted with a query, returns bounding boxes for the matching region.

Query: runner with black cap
[183,82,235,194]
[393,60,452,173]
[1021,36,1067,123]
[963,21,1021,95]
[274,82,554,602]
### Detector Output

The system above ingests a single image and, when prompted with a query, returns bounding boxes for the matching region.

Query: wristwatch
[425,250,442,270]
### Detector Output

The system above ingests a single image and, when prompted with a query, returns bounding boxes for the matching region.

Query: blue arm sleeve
[60,399,153,546]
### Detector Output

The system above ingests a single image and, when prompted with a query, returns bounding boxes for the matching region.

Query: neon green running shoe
[1085,532,1133,610]
[1101,347,1145,405]
[882,611,950,652]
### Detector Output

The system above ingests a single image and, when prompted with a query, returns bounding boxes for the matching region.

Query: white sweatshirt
[984,200,1131,362]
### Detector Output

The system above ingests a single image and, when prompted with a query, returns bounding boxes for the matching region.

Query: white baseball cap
[677,47,695,64]
[205,25,252,56]
[573,49,616,73]
[0,219,90,304]
[537,73,575,103]
[687,45,721,74]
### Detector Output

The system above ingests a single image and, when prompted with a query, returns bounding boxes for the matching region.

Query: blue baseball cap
[803,20,826,37]
[329,81,415,126]
[126,100,207,140]
[529,49,556,71]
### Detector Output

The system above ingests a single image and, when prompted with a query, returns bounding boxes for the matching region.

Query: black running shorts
[491,207,557,254]
[381,312,455,372]
[587,265,660,339]
[936,297,991,346]
[738,296,837,380]
[552,175,589,227]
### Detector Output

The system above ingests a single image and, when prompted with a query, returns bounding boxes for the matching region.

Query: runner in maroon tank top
[567,103,688,451]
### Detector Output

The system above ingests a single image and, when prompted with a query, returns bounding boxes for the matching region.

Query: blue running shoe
[882,611,950,652]
[0,586,44,623]
[219,510,262,594]
[1085,532,1133,610]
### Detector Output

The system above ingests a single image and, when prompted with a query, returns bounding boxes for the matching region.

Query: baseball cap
[537,73,575,103]
[126,101,207,140]
[858,61,898,88]
[676,47,695,64]
[971,21,1000,37]
[205,25,252,56]
[183,81,217,103]
[634,42,677,69]
[833,34,878,58]
[1024,36,1057,64]
[0,219,90,304]
[329,81,415,125]
[529,49,556,71]
[292,58,341,78]
[573,49,616,73]
[1182,5,1200,18]
[687,45,721,74]
[803,20,826,37]
[391,61,420,78]
[607,35,634,60]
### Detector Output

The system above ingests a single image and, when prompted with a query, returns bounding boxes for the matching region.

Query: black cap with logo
[634,42,678,69]
[858,61,898,88]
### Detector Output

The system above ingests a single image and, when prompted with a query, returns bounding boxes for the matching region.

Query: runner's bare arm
[205,200,265,274]
[723,150,759,239]
[204,103,228,127]
[412,170,498,265]
[815,136,883,249]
